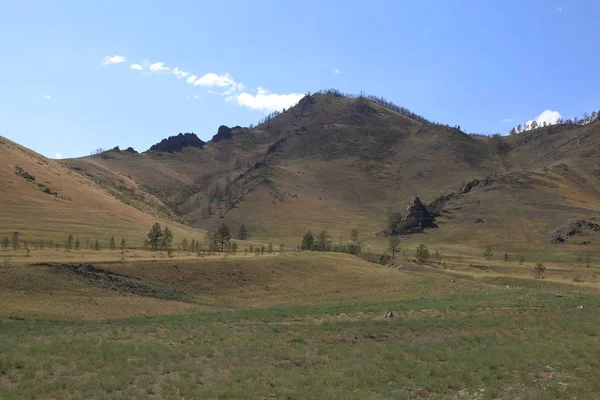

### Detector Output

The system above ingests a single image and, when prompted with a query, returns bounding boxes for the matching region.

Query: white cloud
[502,118,514,123]
[186,95,200,100]
[235,89,304,112]
[44,94,51,100]
[149,62,170,72]
[172,67,189,79]
[193,73,235,87]
[556,5,563,12]
[55,152,62,159]
[525,110,562,128]
[187,75,198,84]
[334,69,341,74]
[130,64,143,71]
[102,55,126,65]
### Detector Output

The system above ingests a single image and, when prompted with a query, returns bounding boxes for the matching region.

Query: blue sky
[1,0,599,159]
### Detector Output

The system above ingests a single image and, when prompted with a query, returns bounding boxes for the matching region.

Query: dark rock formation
[149,133,205,152]
[549,220,600,244]
[211,125,233,143]
[124,147,138,154]
[458,178,491,195]
[388,197,436,235]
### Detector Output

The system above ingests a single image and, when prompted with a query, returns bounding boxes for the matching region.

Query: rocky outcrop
[388,197,436,235]
[149,133,206,152]
[211,125,233,143]
[549,220,600,244]
[458,178,491,194]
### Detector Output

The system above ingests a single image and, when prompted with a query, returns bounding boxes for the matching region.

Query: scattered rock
[549,220,600,244]
[474,218,484,224]
[577,305,584,309]
[384,312,394,318]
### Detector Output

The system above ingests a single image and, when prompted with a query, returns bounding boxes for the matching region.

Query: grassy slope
[0,136,207,246]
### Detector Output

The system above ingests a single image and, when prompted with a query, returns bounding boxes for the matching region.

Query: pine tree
[94,239,100,250]
[161,227,173,255]
[217,223,231,252]
[147,223,163,251]
[301,231,314,250]
[181,237,189,252]
[416,243,429,264]
[239,224,248,240]
[267,242,273,253]
[387,237,401,263]
[120,238,126,251]
[230,241,237,254]
[279,243,285,253]
[75,238,80,251]
[109,236,116,250]
[503,252,509,262]
[190,239,196,252]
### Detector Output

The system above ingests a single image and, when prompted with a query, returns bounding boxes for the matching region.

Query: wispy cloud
[149,62,170,72]
[334,69,341,74]
[186,95,200,100]
[44,94,52,100]
[502,117,514,123]
[172,67,189,79]
[108,56,302,112]
[54,152,62,159]
[556,5,563,12]
[102,55,126,65]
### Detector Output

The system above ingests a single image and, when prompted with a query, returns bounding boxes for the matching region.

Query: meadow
[2,250,600,399]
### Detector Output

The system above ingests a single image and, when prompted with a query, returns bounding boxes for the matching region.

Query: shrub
[533,263,546,279]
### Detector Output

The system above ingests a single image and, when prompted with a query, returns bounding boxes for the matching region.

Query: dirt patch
[30,263,187,301]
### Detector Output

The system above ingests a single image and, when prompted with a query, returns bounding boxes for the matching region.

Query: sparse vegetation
[533,262,546,279]
[483,245,493,260]
[415,243,429,265]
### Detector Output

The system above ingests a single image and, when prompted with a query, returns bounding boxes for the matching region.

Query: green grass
[2,276,600,399]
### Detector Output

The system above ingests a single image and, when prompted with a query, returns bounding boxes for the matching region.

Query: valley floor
[1,252,600,399]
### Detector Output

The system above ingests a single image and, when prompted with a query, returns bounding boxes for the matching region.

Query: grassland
[1,250,600,399]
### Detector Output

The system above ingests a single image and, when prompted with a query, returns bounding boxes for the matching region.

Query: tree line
[299,229,363,254]
[509,110,600,135]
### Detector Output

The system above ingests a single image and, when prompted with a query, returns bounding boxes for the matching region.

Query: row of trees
[509,110,600,135]
[1,231,127,252]
[300,229,363,254]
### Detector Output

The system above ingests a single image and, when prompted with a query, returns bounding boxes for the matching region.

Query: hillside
[0,136,207,247]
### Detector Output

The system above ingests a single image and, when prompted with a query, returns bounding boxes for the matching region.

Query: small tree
[255,247,260,256]
[503,252,509,262]
[143,239,149,251]
[279,243,285,253]
[181,237,189,252]
[109,236,116,250]
[230,241,237,254]
[387,236,401,264]
[147,223,163,251]
[65,234,74,251]
[11,231,20,250]
[483,246,493,260]
[416,243,429,265]
[1,236,9,250]
[120,238,126,251]
[267,242,273,254]
[576,253,584,268]
[161,226,173,255]
[24,242,30,257]
[519,256,525,265]
[260,245,265,255]
[533,263,546,279]
[190,239,196,252]
[348,229,362,254]
[239,224,248,240]
[94,239,100,250]
[75,238,80,251]
[585,253,592,268]
[301,231,314,250]
[316,230,331,252]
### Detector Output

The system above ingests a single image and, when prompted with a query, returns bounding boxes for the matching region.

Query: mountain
[3,91,600,256]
